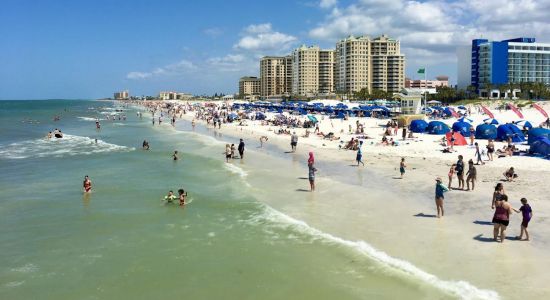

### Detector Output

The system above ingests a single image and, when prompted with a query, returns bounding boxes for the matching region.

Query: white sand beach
[144,100,550,299]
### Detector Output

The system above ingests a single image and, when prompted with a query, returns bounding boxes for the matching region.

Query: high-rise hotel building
[239,76,261,96]
[291,45,335,96]
[457,37,550,91]
[260,56,292,97]
[335,35,405,94]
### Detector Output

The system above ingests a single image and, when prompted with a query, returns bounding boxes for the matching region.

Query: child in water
[164,191,177,203]
[178,189,188,206]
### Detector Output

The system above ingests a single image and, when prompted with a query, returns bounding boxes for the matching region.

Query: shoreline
[139,102,550,299]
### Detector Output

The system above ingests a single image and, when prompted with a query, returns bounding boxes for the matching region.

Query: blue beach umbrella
[457,116,473,123]
[514,120,533,129]
[483,118,499,125]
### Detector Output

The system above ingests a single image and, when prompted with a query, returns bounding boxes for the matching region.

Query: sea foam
[0,134,134,159]
[248,205,500,300]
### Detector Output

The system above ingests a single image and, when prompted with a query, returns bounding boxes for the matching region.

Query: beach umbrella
[457,116,473,123]
[483,118,499,125]
[307,115,318,123]
[514,120,533,129]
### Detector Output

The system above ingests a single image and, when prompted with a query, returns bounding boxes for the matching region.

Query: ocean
[0,100,483,299]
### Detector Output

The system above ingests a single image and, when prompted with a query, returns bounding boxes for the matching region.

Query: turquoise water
[0,100,452,299]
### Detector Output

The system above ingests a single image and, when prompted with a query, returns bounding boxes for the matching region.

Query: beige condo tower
[291,45,335,97]
[260,56,292,97]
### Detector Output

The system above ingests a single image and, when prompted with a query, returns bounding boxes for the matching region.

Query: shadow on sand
[413,213,437,218]
[473,220,493,226]
[296,188,311,192]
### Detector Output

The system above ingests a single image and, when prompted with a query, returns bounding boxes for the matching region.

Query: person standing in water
[435,177,449,218]
[83,175,92,193]
[172,151,179,161]
[238,139,245,159]
[399,157,406,178]
[178,189,188,206]
[290,132,298,152]
[308,152,317,192]
[225,144,232,162]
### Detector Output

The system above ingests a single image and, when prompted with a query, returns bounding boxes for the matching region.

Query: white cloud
[234,23,297,52]
[319,0,337,9]
[203,27,223,37]
[308,0,550,78]
[126,59,197,80]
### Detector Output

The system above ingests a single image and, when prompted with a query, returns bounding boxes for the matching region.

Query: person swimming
[163,191,177,204]
[53,129,63,138]
[178,189,188,206]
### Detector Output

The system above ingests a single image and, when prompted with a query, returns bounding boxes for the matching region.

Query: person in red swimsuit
[83,175,92,193]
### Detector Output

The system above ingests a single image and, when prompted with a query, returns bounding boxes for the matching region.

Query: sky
[1,0,549,99]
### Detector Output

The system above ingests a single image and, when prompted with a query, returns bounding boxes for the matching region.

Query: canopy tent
[514,120,533,130]
[446,131,468,146]
[528,128,550,145]
[227,112,239,120]
[410,119,429,133]
[457,116,473,123]
[497,124,525,142]
[475,124,498,140]
[427,100,441,104]
[452,121,473,137]
[483,118,499,125]
[426,121,450,135]
[255,112,266,120]
[529,137,550,157]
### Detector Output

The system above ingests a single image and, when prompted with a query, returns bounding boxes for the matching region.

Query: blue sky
[1,0,549,99]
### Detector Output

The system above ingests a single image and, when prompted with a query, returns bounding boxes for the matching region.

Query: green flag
[417,68,425,74]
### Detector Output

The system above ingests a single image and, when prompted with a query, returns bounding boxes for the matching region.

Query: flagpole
[424,67,427,114]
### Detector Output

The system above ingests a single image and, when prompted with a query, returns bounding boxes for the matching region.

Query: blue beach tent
[475,124,497,140]
[452,121,473,137]
[410,119,428,133]
[427,121,450,135]
[529,137,550,157]
[497,124,525,142]
[528,128,550,145]
[514,120,533,130]
[255,112,266,120]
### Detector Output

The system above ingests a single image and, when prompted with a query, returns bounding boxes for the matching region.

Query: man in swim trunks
[83,175,92,193]
[291,132,298,152]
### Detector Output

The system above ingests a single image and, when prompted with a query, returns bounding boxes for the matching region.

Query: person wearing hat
[435,177,450,218]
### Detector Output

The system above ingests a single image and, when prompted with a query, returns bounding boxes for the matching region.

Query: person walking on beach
[238,139,245,159]
[259,136,268,148]
[356,141,364,166]
[399,158,406,178]
[474,142,484,165]
[291,132,298,152]
[308,152,317,192]
[492,194,519,243]
[487,139,495,161]
[448,164,456,189]
[435,177,449,218]
[83,175,92,193]
[465,159,477,191]
[492,183,506,209]
[469,127,475,145]
[455,155,465,190]
[517,198,532,241]
[402,126,407,141]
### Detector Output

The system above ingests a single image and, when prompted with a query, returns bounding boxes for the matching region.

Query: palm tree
[507,82,517,99]
[466,85,477,99]
[483,80,493,100]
